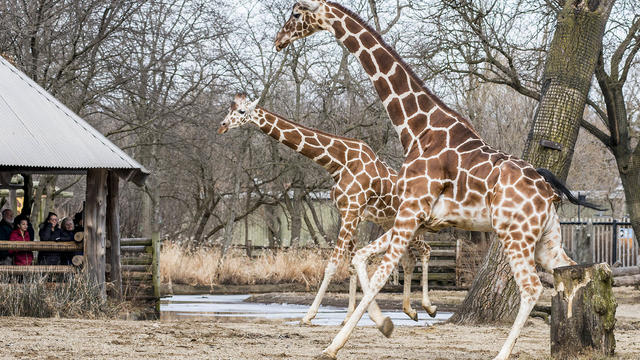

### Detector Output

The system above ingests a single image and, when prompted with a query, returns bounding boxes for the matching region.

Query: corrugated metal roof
[0,57,148,185]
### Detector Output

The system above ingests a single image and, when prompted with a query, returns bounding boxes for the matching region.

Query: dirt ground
[0,287,638,359]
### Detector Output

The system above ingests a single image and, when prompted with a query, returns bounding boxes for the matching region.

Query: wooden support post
[84,169,108,299]
[151,230,161,312]
[106,171,122,299]
[551,263,617,359]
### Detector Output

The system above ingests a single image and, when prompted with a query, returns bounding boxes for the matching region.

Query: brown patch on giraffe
[303,145,324,159]
[328,142,347,164]
[347,149,359,161]
[468,176,487,193]
[440,150,459,179]
[407,114,427,132]
[429,113,455,129]
[373,78,392,99]
[418,94,434,112]
[471,162,492,179]
[410,79,422,93]
[372,48,394,73]
[359,51,376,76]
[282,131,302,148]
[400,128,413,148]
[422,130,446,158]
[304,136,321,147]
[509,241,522,251]
[533,195,546,213]
[523,247,530,258]
[388,68,409,94]
[331,21,345,38]
[449,123,476,148]
[512,232,523,241]
[522,202,534,215]
[360,32,376,48]
[456,172,468,202]
[462,192,483,208]
[343,36,359,52]
[270,126,281,140]
[315,155,331,167]
[386,98,404,125]
[402,95,418,117]
[344,17,362,33]
[458,139,485,153]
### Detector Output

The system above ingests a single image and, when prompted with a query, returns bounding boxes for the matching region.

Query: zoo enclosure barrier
[560,218,638,268]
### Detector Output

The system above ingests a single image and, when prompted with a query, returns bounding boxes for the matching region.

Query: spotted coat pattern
[218,94,437,327]
[275,2,577,359]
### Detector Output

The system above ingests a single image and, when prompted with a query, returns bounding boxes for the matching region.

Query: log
[74,232,84,242]
[121,238,152,246]
[551,263,617,359]
[538,271,554,288]
[0,265,76,275]
[0,241,82,252]
[85,168,108,299]
[612,266,640,277]
[72,255,84,267]
[613,274,640,287]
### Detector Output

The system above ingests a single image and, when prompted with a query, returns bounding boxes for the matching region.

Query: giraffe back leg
[535,208,577,271]
[493,221,544,360]
[301,213,359,325]
[342,237,358,325]
[411,235,437,317]
[399,249,418,321]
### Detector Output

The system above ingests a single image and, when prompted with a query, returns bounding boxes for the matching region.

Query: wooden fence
[120,234,160,302]
[560,218,638,268]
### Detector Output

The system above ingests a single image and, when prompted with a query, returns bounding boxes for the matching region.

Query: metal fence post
[612,219,618,265]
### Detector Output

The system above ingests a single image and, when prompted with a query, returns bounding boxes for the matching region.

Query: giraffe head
[217,93,259,134]
[275,0,328,51]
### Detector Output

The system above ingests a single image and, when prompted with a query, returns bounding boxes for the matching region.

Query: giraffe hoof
[425,305,437,318]
[404,309,418,321]
[299,318,313,326]
[314,351,336,360]
[377,316,394,338]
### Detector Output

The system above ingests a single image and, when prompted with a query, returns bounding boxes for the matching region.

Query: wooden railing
[120,235,159,301]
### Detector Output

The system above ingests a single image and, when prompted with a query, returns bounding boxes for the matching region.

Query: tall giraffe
[218,93,437,329]
[274,2,599,359]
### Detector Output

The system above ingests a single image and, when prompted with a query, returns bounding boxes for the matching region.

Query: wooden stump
[551,263,617,359]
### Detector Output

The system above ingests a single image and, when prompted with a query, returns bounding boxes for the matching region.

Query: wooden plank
[425,240,457,247]
[121,245,149,253]
[122,256,153,265]
[122,265,150,272]
[0,240,82,252]
[85,168,107,299]
[123,271,152,281]
[0,265,76,275]
[107,171,122,299]
[121,238,152,246]
[430,249,456,257]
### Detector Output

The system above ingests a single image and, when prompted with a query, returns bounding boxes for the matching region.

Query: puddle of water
[160,294,451,326]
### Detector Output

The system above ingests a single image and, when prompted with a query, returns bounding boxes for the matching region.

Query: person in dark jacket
[38,212,63,265]
[59,217,76,265]
[9,217,33,265]
[0,209,14,264]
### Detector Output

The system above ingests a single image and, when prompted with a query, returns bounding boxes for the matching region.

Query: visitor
[9,217,33,265]
[38,212,63,265]
[59,217,76,265]
[73,212,84,233]
[0,208,14,264]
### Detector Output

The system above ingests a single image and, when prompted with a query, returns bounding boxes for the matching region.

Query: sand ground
[0,287,638,359]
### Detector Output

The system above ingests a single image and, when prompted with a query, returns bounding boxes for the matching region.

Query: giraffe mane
[327,2,477,132]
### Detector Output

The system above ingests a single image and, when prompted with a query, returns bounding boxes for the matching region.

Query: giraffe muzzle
[274,33,291,52]
[217,125,228,134]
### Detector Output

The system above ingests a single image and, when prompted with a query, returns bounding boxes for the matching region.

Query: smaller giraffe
[218,94,437,330]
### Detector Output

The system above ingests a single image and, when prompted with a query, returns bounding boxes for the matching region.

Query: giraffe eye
[293,13,301,19]
[238,110,245,114]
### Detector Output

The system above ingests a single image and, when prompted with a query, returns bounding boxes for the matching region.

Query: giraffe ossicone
[274,2,600,359]
[219,93,437,330]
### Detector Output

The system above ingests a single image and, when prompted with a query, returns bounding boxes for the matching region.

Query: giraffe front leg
[301,217,358,325]
[319,213,420,359]
[400,251,418,321]
[352,229,395,337]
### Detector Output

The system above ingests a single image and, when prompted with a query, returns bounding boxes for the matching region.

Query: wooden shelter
[0,56,152,300]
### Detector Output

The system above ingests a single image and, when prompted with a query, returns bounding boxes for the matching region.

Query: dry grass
[0,273,122,318]
[160,242,350,288]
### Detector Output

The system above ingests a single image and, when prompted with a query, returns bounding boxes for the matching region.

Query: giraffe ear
[247,99,259,112]
[299,0,321,12]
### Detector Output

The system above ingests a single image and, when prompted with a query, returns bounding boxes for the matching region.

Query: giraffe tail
[535,168,606,211]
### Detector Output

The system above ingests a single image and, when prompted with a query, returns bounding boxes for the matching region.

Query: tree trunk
[453,0,615,324]
[617,152,640,257]
[550,263,616,359]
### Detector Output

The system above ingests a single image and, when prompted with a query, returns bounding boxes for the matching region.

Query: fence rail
[560,218,638,268]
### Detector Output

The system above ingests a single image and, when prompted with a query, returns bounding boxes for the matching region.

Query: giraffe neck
[324,2,480,154]
[252,108,350,178]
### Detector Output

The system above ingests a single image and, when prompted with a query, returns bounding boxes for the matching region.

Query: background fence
[560,218,638,268]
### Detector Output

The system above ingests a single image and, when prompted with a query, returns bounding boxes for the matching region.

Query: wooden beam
[0,241,82,252]
[84,168,107,299]
[106,171,122,299]
[0,265,76,275]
